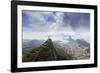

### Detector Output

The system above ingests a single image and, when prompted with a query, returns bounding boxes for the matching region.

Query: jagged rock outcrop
[22,38,74,62]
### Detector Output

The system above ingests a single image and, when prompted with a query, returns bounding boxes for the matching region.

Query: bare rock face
[22,39,60,62]
[36,39,57,61]
[53,37,90,60]
[22,37,90,62]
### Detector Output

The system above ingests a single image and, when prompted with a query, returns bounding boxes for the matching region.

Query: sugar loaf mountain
[22,36,90,62]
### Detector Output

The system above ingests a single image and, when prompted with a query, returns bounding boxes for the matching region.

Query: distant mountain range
[22,39,44,54]
[22,36,90,62]
[54,36,90,60]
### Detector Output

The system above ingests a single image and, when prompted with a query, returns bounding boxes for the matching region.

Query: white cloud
[23,11,90,43]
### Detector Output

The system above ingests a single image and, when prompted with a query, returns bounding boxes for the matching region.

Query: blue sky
[22,10,90,41]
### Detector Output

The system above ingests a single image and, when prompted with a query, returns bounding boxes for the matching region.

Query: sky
[22,10,90,42]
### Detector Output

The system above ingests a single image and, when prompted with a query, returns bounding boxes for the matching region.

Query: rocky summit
[22,37,90,62]
[22,38,74,62]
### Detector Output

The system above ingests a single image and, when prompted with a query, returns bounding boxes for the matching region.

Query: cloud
[22,10,56,32]
[63,12,90,32]
[22,10,90,41]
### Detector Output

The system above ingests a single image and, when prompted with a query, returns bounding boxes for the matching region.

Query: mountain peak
[22,38,57,62]
[67,36,75,42]
[45,38,52,42]
[43,38,52,45]
[22,38,75,62]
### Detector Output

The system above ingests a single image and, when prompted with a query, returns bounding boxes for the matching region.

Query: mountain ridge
[22,38,74,62]
[22,37,90,62]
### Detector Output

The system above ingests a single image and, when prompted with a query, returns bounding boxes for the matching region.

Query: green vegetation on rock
[22,38,75,62]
